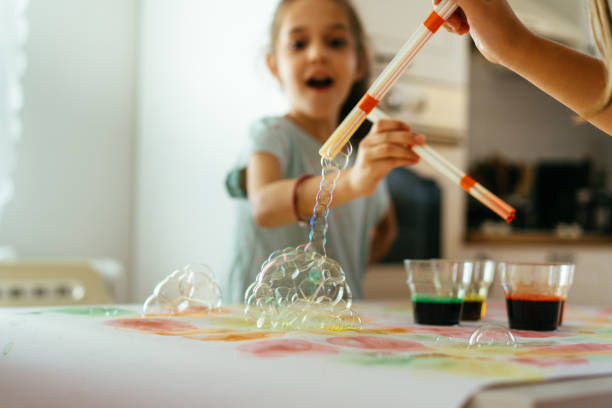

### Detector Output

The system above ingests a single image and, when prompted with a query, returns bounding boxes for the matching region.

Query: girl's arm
[438,0,612,135]
[247,120,423,228]
[367,204,398,265]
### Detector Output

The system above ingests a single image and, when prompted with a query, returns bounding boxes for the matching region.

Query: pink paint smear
[105,318,197,333]
[238,339,339,357]
[326,336,430,351]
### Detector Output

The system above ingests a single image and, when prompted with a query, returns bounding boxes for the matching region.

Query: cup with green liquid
[461,260,495,321]
[404,259,473,326]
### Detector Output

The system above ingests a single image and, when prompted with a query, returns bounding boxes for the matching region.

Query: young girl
[437,0,612,135]
[223,0,424,303]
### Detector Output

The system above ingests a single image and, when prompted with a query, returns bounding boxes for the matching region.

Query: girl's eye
[328,38,347,48]
[290,40,307,50]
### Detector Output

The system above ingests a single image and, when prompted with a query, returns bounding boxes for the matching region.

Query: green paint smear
[381,306,412,314]
[339,351,419,367]
[22,306,134,317]
[338,351,457,370]
[557,337,612,344]
[52,306,134,316]
[586,354,612,363]
[9,318,25,326]
[412,295,462,303]
[597,328,612,334]
[3,342,13,356]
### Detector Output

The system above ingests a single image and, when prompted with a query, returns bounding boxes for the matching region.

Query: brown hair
[269,0,372,144]
[587,0,612,117]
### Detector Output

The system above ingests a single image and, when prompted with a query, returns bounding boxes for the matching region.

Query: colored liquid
[505,296,563,331]
[412,296,463,326]
[558,299,566,326]
[461,299,486,321]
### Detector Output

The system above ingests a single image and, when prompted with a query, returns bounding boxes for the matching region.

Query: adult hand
[434,0,531,67]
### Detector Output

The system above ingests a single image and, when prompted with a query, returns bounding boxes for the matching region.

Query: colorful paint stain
[516,343,612,357]
[326,336,430,352]
[337,351,544,379]
[510,329,573,338]
[435,358,544,379]
[209,315,263,329]
[53,306,134,317]
[145,307,232,318]
[509,357,588,367]
[411,326,473,339]
[237,339,338,357]
[351,327,413,336]
[105,318,198,334]
[186,331,283,342]
[2,342,13,356]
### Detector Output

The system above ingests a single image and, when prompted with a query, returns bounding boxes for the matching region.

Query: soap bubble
[468,324,517,348]
[244,141,359,330]
[143,263,222,315]
[244,245,360,330]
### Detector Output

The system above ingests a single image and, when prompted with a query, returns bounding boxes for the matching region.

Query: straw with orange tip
[319,0,458,160]
[368,108,516,223]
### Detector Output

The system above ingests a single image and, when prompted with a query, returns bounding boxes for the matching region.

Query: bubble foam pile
[143,263,222,315]
[244,244,361,329]
[244,143,361,330]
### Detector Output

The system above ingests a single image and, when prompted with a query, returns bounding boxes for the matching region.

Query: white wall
[0,0,137,279]
[134,0,286,301]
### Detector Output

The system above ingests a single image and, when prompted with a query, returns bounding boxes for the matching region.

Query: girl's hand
[347,119,424,197]
[434,0,531,67]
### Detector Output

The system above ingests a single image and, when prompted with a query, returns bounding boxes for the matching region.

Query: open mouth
[306,77,334,90]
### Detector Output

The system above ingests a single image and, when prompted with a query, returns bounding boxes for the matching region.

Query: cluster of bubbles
[143,263,222,315]
[244,245,361,329]
[244,143,362,330]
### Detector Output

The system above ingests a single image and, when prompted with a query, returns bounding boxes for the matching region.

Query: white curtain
[0,0,28,228]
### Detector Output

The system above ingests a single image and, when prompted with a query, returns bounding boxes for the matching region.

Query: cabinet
[352,0,469,86]
[352,0,469,138]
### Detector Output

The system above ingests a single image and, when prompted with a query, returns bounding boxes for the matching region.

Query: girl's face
[268,0,364,121]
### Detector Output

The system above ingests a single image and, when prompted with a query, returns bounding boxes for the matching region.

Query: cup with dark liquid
[499,262,574,331]
[461,260,495,321]
[404,259,473,326]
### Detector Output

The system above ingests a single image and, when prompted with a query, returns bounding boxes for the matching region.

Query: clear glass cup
[499,262,575,331]
[404,259,473,326]
[461,260,495,321]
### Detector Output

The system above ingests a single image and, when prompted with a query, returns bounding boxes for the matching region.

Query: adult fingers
[370,118,411,134]
[360,143,421,162]
[444,9,469,34]
[362,129,425,147]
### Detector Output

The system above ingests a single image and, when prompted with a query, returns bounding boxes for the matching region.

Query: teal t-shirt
[223,116,390,303]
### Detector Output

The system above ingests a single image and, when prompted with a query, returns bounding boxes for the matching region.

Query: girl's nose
[307,40,328,62]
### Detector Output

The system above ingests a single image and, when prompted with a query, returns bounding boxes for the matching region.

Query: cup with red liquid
[499,262,575,331]
[405,259,473,326]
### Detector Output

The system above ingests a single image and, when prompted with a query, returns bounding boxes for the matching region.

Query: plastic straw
[319,0,458,159]
[368,108,516,223]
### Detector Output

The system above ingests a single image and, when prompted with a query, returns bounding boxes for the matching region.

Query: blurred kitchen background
[1,0,611,307]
